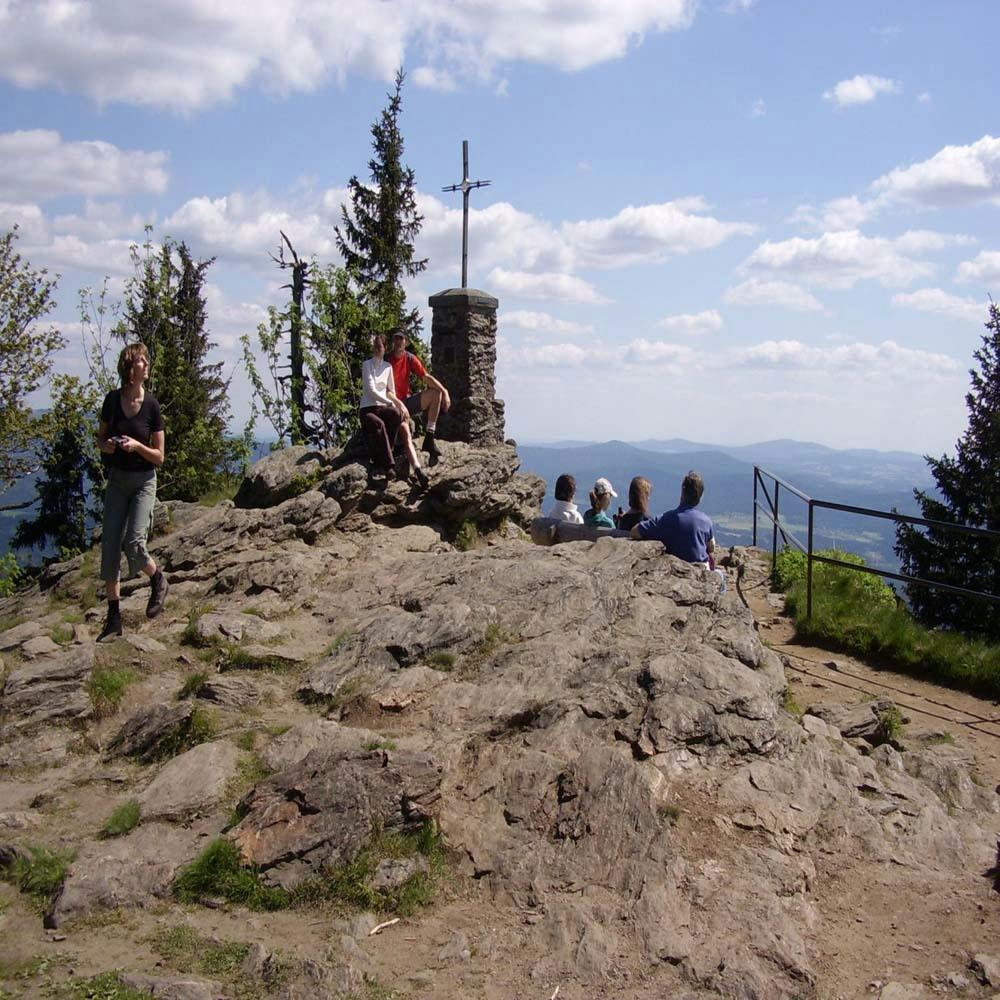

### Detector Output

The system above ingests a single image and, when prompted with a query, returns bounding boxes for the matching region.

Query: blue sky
[2,0,999,454]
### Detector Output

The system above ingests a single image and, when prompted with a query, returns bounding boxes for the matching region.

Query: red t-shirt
[388,350,427,400]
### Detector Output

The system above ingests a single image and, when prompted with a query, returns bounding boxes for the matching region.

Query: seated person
[630,470,726,591]
[583,477,617,528]
[616,476,652,532]
[546,473,584,523]
[387,330,451,465]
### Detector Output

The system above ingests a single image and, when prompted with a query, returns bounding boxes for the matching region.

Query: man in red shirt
[387,331,451,464]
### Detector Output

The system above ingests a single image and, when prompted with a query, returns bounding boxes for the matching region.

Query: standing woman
[95,343,169,642]
[360,334,429,488]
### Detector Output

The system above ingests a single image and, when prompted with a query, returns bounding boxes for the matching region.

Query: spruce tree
[336,68,428,348]
[894,301,1000,639]
[13,375,102,558]
[118,231,234,501]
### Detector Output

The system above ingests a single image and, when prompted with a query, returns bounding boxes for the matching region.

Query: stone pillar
[428,287,505,447]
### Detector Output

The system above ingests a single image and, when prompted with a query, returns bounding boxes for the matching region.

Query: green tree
[336,68,428,348]
[118,231,241,501]
[0,226,65,493]
[895,300,1000,639]
[13,375,103,558]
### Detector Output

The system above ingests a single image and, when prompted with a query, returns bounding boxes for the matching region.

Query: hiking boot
[146,570,169,619]
[411,467,430,489]
[97,608,123,643]
[421,432,442,466]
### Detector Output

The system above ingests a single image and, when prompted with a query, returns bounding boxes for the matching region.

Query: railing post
[752,467,758,547]
[807,500,814,620]
[771,481,780,576]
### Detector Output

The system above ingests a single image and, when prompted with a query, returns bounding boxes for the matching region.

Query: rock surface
[0,644,94,730]
[137,740,240,819]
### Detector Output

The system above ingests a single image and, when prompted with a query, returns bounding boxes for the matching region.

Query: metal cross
[442,139,491,289]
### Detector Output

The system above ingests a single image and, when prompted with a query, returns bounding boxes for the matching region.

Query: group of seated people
[546,470,727,591]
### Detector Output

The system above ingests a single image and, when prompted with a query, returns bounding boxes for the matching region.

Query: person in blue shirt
[583,477,618,528]
[631,470,726,591]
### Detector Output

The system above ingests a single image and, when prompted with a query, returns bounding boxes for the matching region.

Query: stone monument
[428,287,505,447]
[432,140,505,448]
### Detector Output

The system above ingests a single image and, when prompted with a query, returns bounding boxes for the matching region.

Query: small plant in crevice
[101,801,140,838]
[658,803,681,825]
[1,845,74,908]
[152,707,218,761]
[452,520,479,552]
[362,738,397,751]
[423,650,455,672]
[877,704,906,744]
[177,671,209,700]
[782,688,804,719]
[180,604,214,648]
[86,663,138,718]
[219,646,289,673]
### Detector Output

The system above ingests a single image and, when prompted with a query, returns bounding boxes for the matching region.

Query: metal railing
[751,465,1000,619]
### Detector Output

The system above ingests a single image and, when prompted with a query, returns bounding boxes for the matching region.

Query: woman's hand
[116,435,136,453]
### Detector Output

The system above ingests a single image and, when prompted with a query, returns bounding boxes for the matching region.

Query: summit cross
[442,139,491,289]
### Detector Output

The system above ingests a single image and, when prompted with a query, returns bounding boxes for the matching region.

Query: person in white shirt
[360,334,428,487]
[546,473,584,524]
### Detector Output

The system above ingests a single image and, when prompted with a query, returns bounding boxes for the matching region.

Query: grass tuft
[1,845,74,907]
[363,739,397,751]
[180,605,214,648]
[153,708,217,760]
[775,546,1000,700]
[177,671,209,700]
[148,923,250,978]
[101,801,140,838]
[423,650,455,672]
[46,971,152,999]
[174,839,290,911]
[87,664,138,718]
[452,520,479,552]
[878,704,906,743]
[219,647,289,672]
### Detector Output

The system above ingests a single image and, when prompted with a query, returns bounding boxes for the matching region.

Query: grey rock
[0,811,42,830]
[260,719,384,772]
[946,972,970,988]
[125,633,167,653]
[973,954,1000,986]
[0,620,41,650]
[192,611,283,647]
[234,445,331,509]
[229,748,441,878]
[196,675,261,708]
[0,644,94,730]
[138,740,240,819]
[46,823,200,927]
[879,984,926,1000]
[802,714,838,739]
[119,973,226,1000]
[20,635,62,658]
[106,701,195,763]
[371,855,429,891]
[807,698,897,744]
[437,930,471,963]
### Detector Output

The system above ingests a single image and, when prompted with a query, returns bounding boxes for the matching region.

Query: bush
[0,553,24,598]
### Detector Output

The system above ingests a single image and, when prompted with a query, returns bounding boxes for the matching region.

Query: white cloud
[502,310,594,336]
[164,190,342,266]
[488,268,610,304]
[750,97,766,118]
[823,74,901,108]
[503,342,592,368]
[871,135,1000,208]
[656,309,723,335]
[722,0,756,12]
[411,65,457,92]
[734,339,958,377]
[622,339,694,366]
[0,130,168,202]
[917,91,931,103]
[788,195,876,232]
[741,229,961,289]
[723,278,825,312]
[956,250,1000,287]
[562,198,754,269]
[891,288,986,324]
[0,0,697,113]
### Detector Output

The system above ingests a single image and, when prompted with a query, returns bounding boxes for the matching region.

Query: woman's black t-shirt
[100,389,164,471]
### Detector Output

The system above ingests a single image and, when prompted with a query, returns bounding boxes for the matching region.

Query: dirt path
[741,548,1000,997]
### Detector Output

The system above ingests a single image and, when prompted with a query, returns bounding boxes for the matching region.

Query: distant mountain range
[518,438,937,571]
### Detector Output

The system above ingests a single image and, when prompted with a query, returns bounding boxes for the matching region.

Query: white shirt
[547,499,584,524]
[360,358,396,409]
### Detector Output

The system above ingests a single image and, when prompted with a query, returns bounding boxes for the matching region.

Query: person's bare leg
[400,422,429,487]
[420,388,444,463]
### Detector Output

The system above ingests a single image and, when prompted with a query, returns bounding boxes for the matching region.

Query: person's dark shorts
[404,392,423,417]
